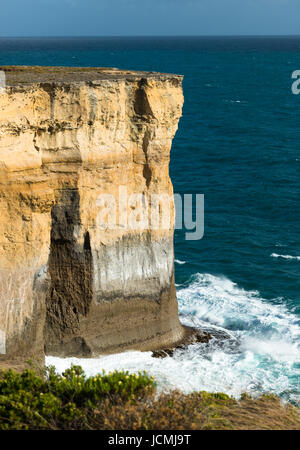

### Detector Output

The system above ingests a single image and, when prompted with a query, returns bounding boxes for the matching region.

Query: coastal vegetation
[0,365,298,430]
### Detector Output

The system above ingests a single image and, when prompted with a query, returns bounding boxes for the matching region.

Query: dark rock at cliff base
[152,327,211,358]
[202,327,232,341]
[151,348,175,358]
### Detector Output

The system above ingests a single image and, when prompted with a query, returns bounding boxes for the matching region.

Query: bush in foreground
[0,365,155,429]
[0,366,299,430]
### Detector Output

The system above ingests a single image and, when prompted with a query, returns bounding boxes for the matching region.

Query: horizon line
[1,34,300,39]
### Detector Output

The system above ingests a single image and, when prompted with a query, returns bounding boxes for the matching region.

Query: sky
[0,0,300,37]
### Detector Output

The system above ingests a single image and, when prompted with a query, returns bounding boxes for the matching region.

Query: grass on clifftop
[0,365,299,430]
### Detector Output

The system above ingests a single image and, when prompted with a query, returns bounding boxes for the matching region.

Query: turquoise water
[1,37,299,402]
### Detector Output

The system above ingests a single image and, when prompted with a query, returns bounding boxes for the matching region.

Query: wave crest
[271,253,300,261]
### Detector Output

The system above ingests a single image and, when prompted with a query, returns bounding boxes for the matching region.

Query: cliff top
[0,66,183,86]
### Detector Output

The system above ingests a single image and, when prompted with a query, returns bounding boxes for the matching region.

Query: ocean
[1,36,299,403]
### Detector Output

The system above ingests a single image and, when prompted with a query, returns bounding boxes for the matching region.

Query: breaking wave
[271,253,300,261]
[47,273,300,404]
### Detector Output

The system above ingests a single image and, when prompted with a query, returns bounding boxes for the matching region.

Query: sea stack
[0,66,185,368]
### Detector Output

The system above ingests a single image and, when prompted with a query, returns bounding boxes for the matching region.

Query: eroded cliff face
[0,66,184,366]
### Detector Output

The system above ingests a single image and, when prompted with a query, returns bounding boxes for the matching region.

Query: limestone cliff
[0,66,185,366]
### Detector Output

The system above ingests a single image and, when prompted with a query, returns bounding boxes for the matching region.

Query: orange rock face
[0,67,184,367]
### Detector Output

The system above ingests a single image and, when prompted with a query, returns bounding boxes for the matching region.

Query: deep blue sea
[1,37,299,403]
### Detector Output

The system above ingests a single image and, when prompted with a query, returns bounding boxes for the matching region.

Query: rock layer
[0,66,185,366]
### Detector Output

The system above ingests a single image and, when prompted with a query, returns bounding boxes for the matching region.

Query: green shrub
[0,366,298,430]
[0,365,156,429]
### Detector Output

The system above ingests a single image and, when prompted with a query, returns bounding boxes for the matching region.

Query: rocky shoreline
[152,326,211,358]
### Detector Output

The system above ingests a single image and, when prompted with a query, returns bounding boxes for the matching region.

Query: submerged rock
[152,327,212,358]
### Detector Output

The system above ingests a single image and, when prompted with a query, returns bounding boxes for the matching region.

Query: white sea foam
[175,259,186,265]
[271,253,300,261]
[46,273,300,403]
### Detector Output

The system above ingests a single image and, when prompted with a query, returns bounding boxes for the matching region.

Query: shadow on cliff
[44,188,93,357]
